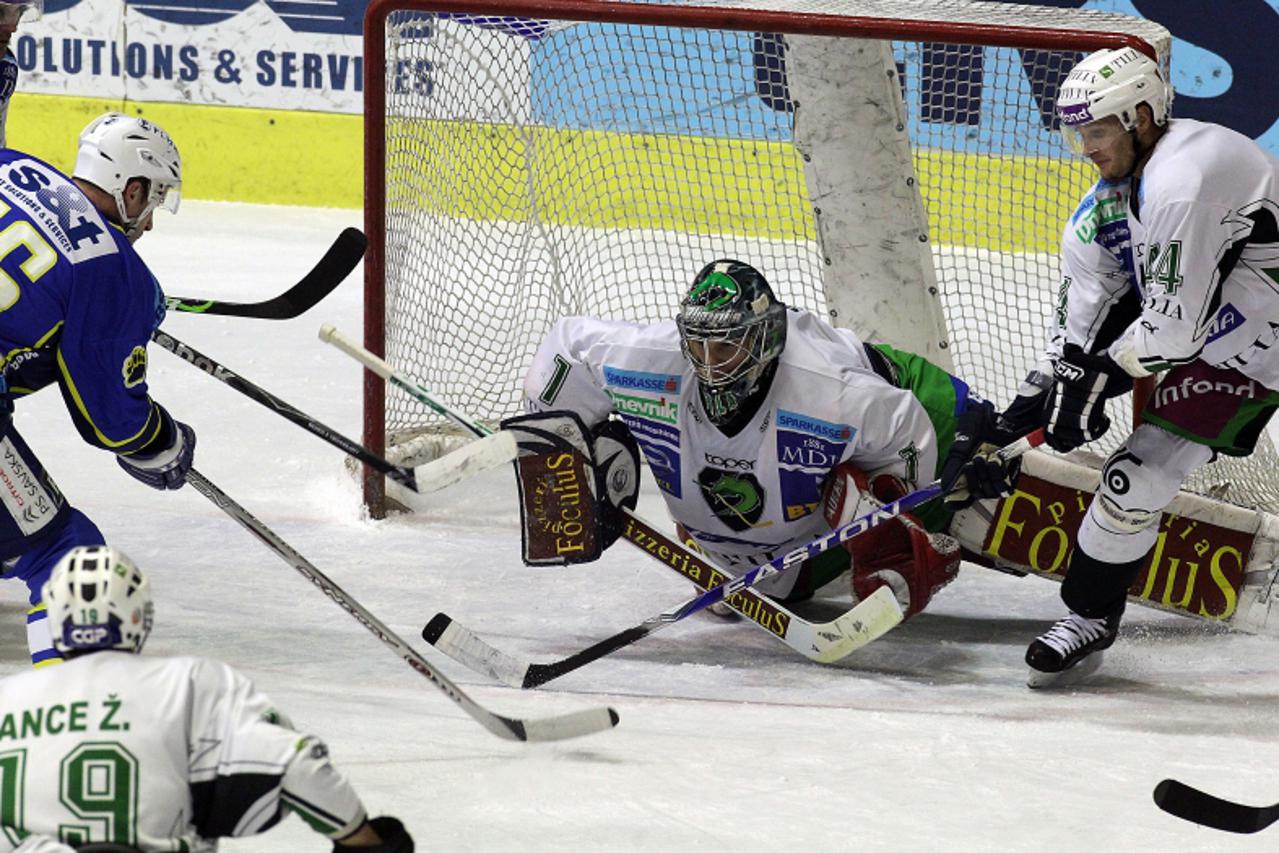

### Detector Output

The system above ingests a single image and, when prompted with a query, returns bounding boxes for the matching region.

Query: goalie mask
[42,545,154,656]
[73,112,183,241]
[677,259,787,425]
[1057,47,1171,156]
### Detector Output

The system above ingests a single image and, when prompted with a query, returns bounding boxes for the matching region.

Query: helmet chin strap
[111,188,158,241]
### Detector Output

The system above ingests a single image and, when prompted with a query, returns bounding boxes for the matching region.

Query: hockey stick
[184,467,619,742]
[165,227,366,319]
[615,511,898,663]
[152,330,516,494]
[1153,779,1279,834]
[423,585,901,688]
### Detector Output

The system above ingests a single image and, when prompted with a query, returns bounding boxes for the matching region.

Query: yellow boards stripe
[14,93,1091,253]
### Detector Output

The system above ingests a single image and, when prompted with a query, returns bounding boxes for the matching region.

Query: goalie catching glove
[501,410,640,566]
[821,464,960,620]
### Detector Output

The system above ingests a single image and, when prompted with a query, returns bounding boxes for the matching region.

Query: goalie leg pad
[822,462,959,620]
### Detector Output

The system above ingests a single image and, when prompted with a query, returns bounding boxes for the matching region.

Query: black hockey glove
[1045,344,1133,453]
[994,370,1053,440]
[117,419,196,490]
[333,816,414,853]
[939,397,1022,510]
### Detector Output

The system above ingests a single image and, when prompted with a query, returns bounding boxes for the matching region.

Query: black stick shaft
[152,330,418,491]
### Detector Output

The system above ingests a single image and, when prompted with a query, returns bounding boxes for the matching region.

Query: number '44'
[1144,240,1184,295]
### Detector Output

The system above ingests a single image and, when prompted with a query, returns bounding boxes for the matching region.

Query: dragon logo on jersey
[696,467,765,532]
[122,346,148,388]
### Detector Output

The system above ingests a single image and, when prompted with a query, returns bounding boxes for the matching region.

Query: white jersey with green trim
[525,311,939,597]
[1052,177,1139,359]
[1105,119,1279,388]
[0,652,365,852]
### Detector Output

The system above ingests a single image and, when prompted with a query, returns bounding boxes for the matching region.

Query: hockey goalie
[503,258,1019,621]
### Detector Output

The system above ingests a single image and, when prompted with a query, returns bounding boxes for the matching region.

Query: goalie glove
[500,410,640,566]
[822,464,959,620]
[589,418,641,544]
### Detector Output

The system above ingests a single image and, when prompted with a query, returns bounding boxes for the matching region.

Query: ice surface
[1,202,1276,851]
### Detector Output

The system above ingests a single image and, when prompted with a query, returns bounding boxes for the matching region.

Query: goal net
[362,0,1278,518]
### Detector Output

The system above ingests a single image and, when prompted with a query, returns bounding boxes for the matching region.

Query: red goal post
[360,0,1175,518]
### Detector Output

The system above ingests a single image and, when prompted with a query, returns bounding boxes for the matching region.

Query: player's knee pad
[822,462,959,619]
[1091,425,1211,535]
[1079,425,1212,563]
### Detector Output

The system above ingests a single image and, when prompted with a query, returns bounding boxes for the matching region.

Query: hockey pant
[0,424,105,666]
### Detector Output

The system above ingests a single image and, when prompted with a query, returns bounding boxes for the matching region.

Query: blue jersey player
[0,112,195,666]
[0,1,40,147]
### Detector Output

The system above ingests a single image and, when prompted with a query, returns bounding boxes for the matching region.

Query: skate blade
[1026,651,1104,689]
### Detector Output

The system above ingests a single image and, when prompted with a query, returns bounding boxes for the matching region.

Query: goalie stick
[184,467,619,742]
[422,585,902,689]
[165,227,366,319]
[1153,779,1279,834]
[319,321,1041,683]
[152,330,516,494]
[617,511,900,664]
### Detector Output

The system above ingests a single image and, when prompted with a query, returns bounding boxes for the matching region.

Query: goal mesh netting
[365,0,1279,514]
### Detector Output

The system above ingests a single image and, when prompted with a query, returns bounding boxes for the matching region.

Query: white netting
[372,0,1278,512]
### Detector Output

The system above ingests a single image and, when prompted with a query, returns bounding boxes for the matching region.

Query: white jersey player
[0,546,413,852]
[519,259,1016,618]
[994,47,1279,685]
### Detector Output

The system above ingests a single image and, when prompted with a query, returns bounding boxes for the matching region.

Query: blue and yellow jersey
[0,148,175,457]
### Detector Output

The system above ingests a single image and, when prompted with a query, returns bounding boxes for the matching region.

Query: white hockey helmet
[1057,47,1171,150]
[73,112,182,240]
[42,545,155,655]
[0,1,42,24]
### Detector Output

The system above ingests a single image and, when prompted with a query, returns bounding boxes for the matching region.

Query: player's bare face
[1075,116,1135,181]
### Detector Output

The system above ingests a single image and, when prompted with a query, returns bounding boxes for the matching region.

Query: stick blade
[422,614,531,688]
[167,227,367,319]
[518,707,621,742]
[1154,779,1279,834]
[807,585,904,663]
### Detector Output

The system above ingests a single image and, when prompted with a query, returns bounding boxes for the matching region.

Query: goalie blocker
[502,411,640,566]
